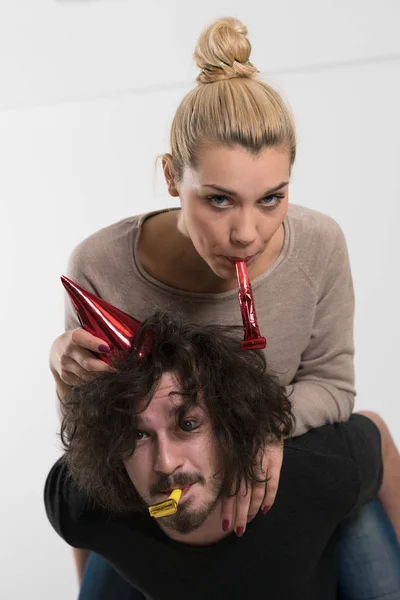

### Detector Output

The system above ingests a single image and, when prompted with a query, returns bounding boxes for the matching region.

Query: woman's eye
[207,195,230,209]
[208,194,284,210]
[261,194,284,207]
[135,431,148,441]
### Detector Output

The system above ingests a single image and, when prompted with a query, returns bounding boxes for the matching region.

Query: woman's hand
[220,439,284,536]
[50,328,116,388]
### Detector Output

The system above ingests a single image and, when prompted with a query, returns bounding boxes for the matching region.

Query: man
[45,312,384,599]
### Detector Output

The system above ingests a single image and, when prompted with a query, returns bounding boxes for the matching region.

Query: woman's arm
[288,229,356,437]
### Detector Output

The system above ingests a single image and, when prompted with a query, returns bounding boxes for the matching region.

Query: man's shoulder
[44,456,89,547]
[284,415,382,499]
[284,419,356,473]
[286,414,377,457]
[278,419,366,518]
[44,456,146,548]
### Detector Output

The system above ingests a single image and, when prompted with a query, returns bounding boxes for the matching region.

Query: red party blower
[235,261,266,351]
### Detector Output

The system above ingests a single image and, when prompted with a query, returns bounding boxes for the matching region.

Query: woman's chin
[208,263,234,280]
[212,256,239,277]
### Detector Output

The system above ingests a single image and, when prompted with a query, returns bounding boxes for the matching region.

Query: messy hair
[60,311,294,513]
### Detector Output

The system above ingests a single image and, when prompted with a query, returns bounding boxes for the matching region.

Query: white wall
[1,1,399,599]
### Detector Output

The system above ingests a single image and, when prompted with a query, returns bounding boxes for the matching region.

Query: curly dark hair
[60,311,295,513]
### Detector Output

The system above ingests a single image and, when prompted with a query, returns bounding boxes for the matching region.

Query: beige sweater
[64,203,355,437]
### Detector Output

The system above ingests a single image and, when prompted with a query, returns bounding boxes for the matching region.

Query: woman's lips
[227,256,253,261]
[224,255,255,265]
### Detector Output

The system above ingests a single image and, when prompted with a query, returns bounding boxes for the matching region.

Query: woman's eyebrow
[200,181,289,197]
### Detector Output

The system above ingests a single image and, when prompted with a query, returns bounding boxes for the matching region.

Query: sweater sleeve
[287,228,356,437]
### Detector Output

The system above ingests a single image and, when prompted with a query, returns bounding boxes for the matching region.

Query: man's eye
[135,431,147,441]
[181,420,198,432]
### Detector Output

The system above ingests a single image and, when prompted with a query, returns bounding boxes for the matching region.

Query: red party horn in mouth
[235,261,266,351]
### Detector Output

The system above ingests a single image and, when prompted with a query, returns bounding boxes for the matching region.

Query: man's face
[123,372,223,534]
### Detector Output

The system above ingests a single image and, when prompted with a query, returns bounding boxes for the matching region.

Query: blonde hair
[164,17,296,181]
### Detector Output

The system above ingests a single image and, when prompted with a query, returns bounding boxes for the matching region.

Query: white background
[0,1,399,598]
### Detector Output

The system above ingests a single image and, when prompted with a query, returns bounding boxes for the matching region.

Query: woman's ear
[162,154,180,197]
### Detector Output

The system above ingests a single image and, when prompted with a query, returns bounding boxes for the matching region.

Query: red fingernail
[247,515,255,522]
[236,527,244,537]
[222,520,230,532]
[98,344,111,352]
[262,506,271,515]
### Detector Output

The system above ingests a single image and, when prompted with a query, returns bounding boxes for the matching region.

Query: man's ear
[162,154,180,197]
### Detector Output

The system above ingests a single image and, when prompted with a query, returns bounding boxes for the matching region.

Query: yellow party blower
[148,489,182,519]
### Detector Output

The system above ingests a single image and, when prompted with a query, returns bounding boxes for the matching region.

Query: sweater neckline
[131,207,291,301]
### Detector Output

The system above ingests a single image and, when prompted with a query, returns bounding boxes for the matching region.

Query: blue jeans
[79,553,145,600]
[337,499,400,599]
[79,500,400,599]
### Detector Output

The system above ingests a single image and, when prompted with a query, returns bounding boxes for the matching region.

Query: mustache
[150,472,205,496]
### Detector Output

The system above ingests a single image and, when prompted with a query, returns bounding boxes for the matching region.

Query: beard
[164,484,222,534]
[146,471,223,535]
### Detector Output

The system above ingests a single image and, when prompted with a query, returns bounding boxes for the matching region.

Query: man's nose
[153,435,184,475]
[230,210,258,246]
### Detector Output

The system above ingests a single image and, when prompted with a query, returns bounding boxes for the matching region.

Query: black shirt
[44,415,382,600]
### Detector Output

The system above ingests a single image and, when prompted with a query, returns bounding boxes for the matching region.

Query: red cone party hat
[61,275,142,366]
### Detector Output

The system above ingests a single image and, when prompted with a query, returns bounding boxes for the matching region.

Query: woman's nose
[230,211,258,246]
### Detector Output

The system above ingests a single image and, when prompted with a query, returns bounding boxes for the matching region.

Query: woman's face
[169,145,291,280]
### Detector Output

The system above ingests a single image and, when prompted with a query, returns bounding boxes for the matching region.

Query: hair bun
[194,17,259,84]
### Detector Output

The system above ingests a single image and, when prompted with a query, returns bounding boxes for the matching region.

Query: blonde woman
[49,17,400,599]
